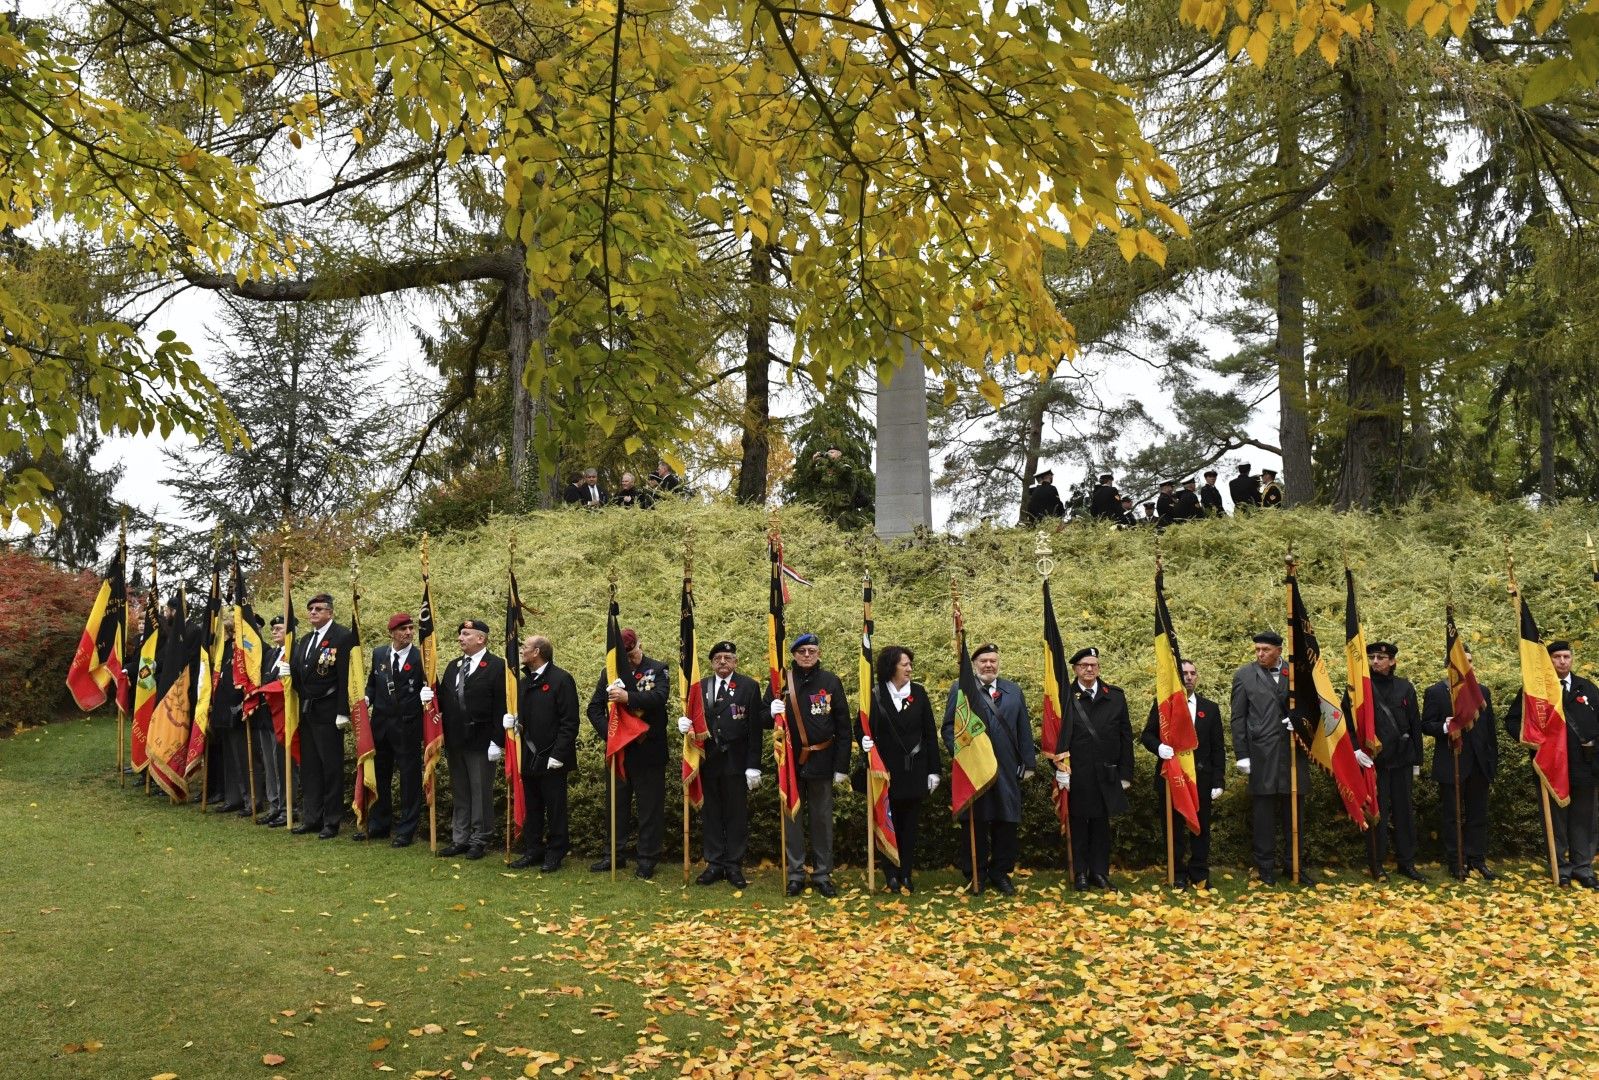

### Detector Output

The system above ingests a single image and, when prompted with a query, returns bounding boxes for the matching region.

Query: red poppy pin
[403,663,412,672]
[1580,694,1590,706]
[907,694,915,704]
[540,684,550,693]
[1197,709,1206,718]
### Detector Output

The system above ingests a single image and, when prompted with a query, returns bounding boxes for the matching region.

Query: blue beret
[791,633,819,652]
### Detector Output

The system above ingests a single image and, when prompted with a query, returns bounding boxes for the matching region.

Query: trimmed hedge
[284,495,1595,868]
[5,550,101,730]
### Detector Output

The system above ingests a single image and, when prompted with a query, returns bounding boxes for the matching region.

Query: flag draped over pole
[1445,606,1486,740]
[66,542,128,712]
[147,587,194,801]
[256,585,301,765]
[948,594,999,819]
[1344,569,1380,759]
[504,563,526,844]
[1040,579,1071,835]
[1154,568,1201,835]
[1512,585,1571,806]
[184,564,223,779]
[859,575,899,867]
[349,569,378,831]
[768,532,800,819]
[232,554,265,697]
[605,591,648,781]
[419,549,444,808]
[130,574,160,774]
[1286,568,1375,828]
[679,567,707,811]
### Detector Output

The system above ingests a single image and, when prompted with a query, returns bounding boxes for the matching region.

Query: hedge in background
[5,550,100,730]
[281,495,1598,868]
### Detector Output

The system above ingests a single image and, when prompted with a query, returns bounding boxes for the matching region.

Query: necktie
[717,679,727,704]
[456,657,470,701]
[989,684,999,702]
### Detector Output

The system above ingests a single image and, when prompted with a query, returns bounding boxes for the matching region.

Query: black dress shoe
[881,874,901,892]
[902,877,915,894]
[218,802,244,813]
[787,880,806,897]
[258,813,284,826]
[351,832,370,842]
[726,869,748,889]
[1470,862,1496,881]
[508,853,539,869]
[235,806,253,818]
[541,856,564,873]
[1073,874,1090,891]
[291,822,320,835]
[391,835,413,848]
[989,876,1017,896]
[1398,866,1428,882]
[437,842,468,858]
[464,844,486,860]
[1257,870,1277,885]
[1089,873,1113,890]
[1574,874,1599,890]
[1560,876,1572,887]
[1172,878,1191,891]
[318,826,339,840]
[1296,869,1321,886]
[696,867,725,886]
[635,863,656,880]
[590,856,627,873]
[816,880,838,898]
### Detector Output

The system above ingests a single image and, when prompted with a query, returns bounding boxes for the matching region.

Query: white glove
[1442,716,1453,735]
[677,716,693,734]
[745,769,762,791]
[1354,749,1374,769]
[487,742,502,762]
[419,686,434,704]
[1210,787,1223,799]
[1157,743,1174,760]
[546,757,562,770]
[770,699,785,717]
[1055,770,1070,790]
[361,696,370,710]
[607,678,625,692]
[926,773,940,794]
[860,735,874,752]
[1280,716,1294,731]
[1120,779,1131,790]
[833,772,848,786]
[1237,757,1251,775]
[1413,765,1421,778]
[1021,768,1034,781]
[503,713,517,730]
[274,659,290,679]
[335,714,350,729]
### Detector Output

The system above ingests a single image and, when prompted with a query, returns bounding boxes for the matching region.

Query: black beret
[1253,631,1284,646]
[971,642,999,660]
[459,618,490,635]
[308,592,334,608]
[1366,641,1397,658]
[1547,640,1573,655]
[709,640,737,658]
[1070,646,1098,665]
[269,614,285,627]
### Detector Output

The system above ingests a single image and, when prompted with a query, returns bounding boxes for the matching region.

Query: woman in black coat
[859,645,942,893]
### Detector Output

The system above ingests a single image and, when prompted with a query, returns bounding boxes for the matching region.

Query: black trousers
[1251,791,1310,876]
[221,724,249,807]
[1438,774,1490,869]
[1070,813,1112,878]
[368,715,423,838]
[605,763,664,866]
[250,719,283,815]
[887,798,921,879]
[519,766,570,858]
[1374,767,1418,869]
[204,735,226,801]
[1551,783,1598,881]
[299,702,344,829]
[702,771,750,871]
[1156,781,1214,883]
[956,817,1018,882]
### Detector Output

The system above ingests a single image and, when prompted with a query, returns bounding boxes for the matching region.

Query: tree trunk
[280,308,302,519]
[736,240,772,504]
[1017,379,1048,525]
[504,246,534,508]
[1332,62,1403,512]
[1538,374,1556,503]
[1394,361,1432,504]
[1272,71,1313,506]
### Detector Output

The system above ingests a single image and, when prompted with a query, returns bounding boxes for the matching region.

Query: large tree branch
[182,249,520,301]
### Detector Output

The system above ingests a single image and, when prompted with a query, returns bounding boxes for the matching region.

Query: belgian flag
[1039,580,1070,834]
[65,540,129,712]
[604,591,647,780]
[503,568,526,841]
[419,574,443,804]
[184,564,223,778]
[1513,591,1570,806]
[1344,569,1379,757]
[349,585,378,830]
[948,611,998,819]
[147,588,195,801]
[129,579,160,773]
[679,570,707,811]
[1154,570,1201,835]
[1445,605,1486,739]
[231,553,266,696]
[858,577,899,866]
[767,534,799,819]
[1286,569,1374,828]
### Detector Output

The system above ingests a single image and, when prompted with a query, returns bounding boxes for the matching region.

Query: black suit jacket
[367,643,426,745]
[289,621,355,717]
[1228,474,1260,508]
[699,671,764,777]
[1506,673,1599,789]
[1066,681,1134,818]
[587,654,672,769]
[518,662,580,773]
[860,681,941,801]
[1421,680,1497,784]
[1141,693,1225,791]
[1088,484,1120,519]
[210,641,243,732]
[1199,484,1225,516]
[439,651,507,753]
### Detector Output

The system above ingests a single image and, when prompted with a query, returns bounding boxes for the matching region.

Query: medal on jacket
[635,669,657,692]
[810,690,829,716]
[316,645,336,676]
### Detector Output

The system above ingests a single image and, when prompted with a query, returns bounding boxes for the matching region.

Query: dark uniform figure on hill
[1506,640,1599,887]
[862,645,942,893]
[1115,496,1137,527]
[943,642,1033,895]
[430,618,506,859]
[1140,657,1225,888]
[770,633,852,898]
[1199,470,1226,516]
[1421,652,1497,880]
[1353,642,1426,880]
[564,468,607,508]
[1228,464,1260,511]
[1261,469,1284,508]
[588,627,672,879]
[1022,468,1067,525]
[1154,481,1177,527]
[360,612,427,846]
[1062,647,1133,890]
[683,640,764,888]
[1231,631,1316,884]
[1172,478,1202,522]
[509,634,580,872]
[289,593,355,839]
[1088,474,1120,520]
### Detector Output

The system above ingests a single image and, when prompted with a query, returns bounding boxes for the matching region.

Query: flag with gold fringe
[1154,569,1201,835]
[349,584,378,830]
[65,540,128,712]
[679,570,707,811]
[768,534,800,819]
[1040,579,1071,834]
[1446,605,1487,740]
[147,587,194,801]
[1286,568,1374,828]
[1514,590,1570,806]
[858,577,899,865]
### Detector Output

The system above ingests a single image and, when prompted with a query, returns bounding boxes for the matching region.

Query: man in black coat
[1154,481,1178,527]
[586,626,671,879]
[1506,639,1599,888]
[1228,463,1260,511]
[1172,478,1202,522]
[288,592,356,839]
[862,645,942,893]
[1199,470,1226,516]
[1022,469,1066,525]
[1062,647,1134,890]
[1260,469,1284,508]
[250,615,286,826]
[1140,657,1226,888]
[509,634,580,872]
[563,468,607,508]
[942,642,1033,895]
[1421,652,1497,880]
[361,612,427,846]
[212,622,250,814]
[1088,473,1120,520]
[769,633,852,898]
[1357,642,1426,881]
[428,618,506,860]
[1231,630,1315,884]
[680,640,764,888]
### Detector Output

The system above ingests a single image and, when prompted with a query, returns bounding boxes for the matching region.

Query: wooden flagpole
[117,516,128,787]
[683,544,694,888]
[863,571,875,895]
[1507,552,1561,885]
[505,537,515,862]
[145,527,158,797]
[609,578,619,884]
[422,534,438,854]
[1452,742,1464,879]
[282,522,294,834]
[1285,547,1300,885]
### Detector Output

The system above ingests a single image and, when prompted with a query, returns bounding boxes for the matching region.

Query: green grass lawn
[5,715,1599,1079]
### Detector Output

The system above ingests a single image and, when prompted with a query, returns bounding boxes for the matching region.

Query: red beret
[621,627,639,650]
[388,612,414,631]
